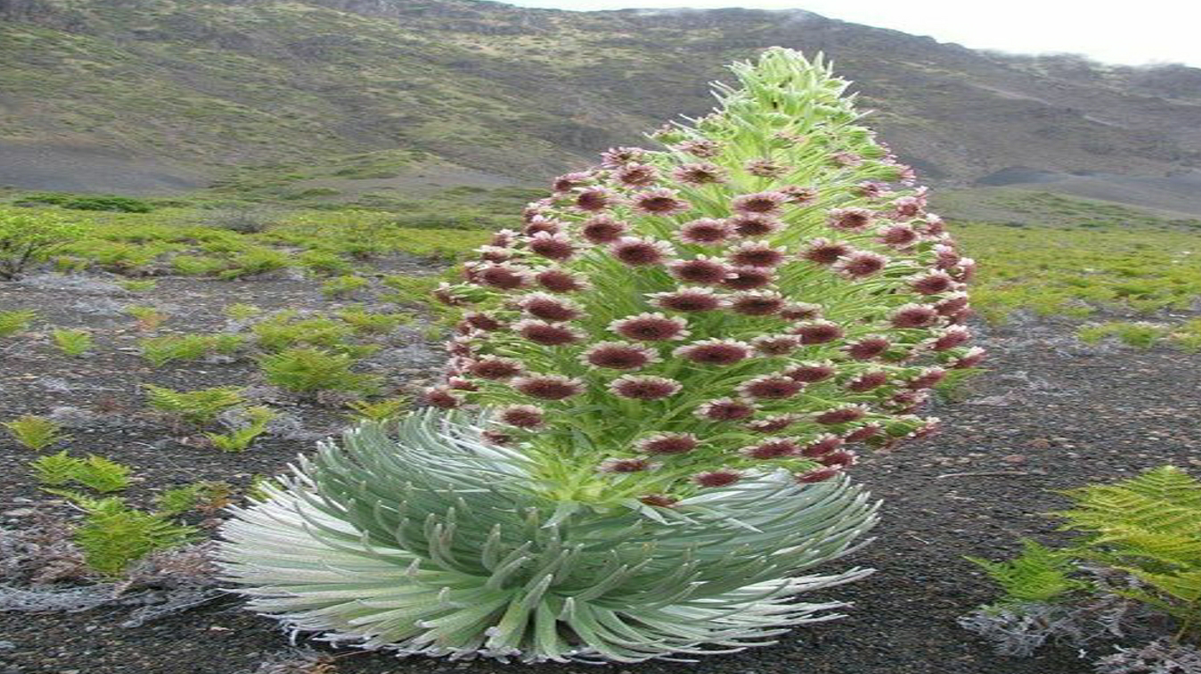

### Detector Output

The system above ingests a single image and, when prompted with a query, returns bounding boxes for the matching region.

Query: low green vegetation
[3,414,70,451]
[259,347,380,394]
[966,466,1201,649]
[0,309,36,337]
[52,328,93,356]
[143,384,246,426]
[32,451,131,494]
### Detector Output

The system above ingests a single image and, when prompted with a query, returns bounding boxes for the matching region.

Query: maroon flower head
[933,244,962,269]
[475,246,512,263]
[609,375,682,400]
[600,146,646,168]
[520,293,583,322]
[792,320,844,345]
[679,218,734,245]
[844,423,882,443]
[827,207,874,231]
[523,216,565,236]
[877,223,919,249]
[633,188,692,216]
[639,494,679,508]
[844,336,891,360]
[834,251,889,279]
[950,346,986,369]
[846,370,890,392]
[513,375,585,400]
[801,238,852,265]
[779,185,818,205]
[576,187,619,212]
[745,159,789,178]
[580,215,629,244]
[610,312,690,341]
[891,304,940,329]
[820,450,858,469]
[615,163,659,187]
[490,229,518,247]
[729,213,783,237]
[498,404,545,429]
[930,326,971,351]
[674,339,753,366]
[536,268,590,293]
[738,375,804,400]
[637,433,699,455]
[651,288,727,312]
[695,397,755,421]
[468,356,524,380]
[831,151,862,167]
[855,182,887,198]
[907,367,947,390]
[448,376,478,391]
[801,434,844,457]
[910,271,956,295]
[815,404,868,425]
[610,236,673,266]
[668,256,732,285]
[581,341,659,370]
[730,290,786,316]
[600,457,650,473]
[478,264,532,290]
[672,162,728,185]
[742,437,800,460]
[424,386,462,409]
[784,361,836,383]
[745,413,799,433]
[728,242,787,268]
[732,191,789,215]
[779,302,822,321]
[528,232,577,261]
[892,195,924,218]
[693,469,742,488]
[515,319,584,346]
[934,293,970,317]
[482,430,513,446]
[552,171,591,193]
[722,266,774,290]
[676,139,721,158]
[752,334,801,356]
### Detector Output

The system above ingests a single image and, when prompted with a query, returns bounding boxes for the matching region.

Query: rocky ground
[1,272,1198,674]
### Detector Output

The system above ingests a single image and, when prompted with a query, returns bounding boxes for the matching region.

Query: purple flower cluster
[426,108,979,502]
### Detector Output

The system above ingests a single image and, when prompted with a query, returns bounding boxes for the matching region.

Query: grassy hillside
[2,0,1200,214]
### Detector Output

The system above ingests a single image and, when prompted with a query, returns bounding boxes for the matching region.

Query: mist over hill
[2,0,1200,214]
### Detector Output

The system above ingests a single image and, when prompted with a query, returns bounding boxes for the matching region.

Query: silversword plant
[221,48,977,663]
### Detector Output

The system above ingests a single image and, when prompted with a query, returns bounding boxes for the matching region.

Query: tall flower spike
[433,47,978,501]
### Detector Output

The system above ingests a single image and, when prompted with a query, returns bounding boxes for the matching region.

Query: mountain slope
[2,0,1200,213]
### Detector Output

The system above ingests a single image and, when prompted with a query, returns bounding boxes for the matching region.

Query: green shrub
[74,497,196,576]
[966,466,1201,646]
[125,305,168,331]
[140,334,209,366]
[298,249,352,276]
[1077,321,1168,348]
[31,451,130,494]
[0,211,86,280]
[258,347,379,393]
[337,306,411,334]
[205,406,276,452]
[144,384,246,426]
[0,309,36,338]
[119,279,158,293]
[220,248,291,279]
[3,414,69,451]
[345,396,410,422]
[321,274,368,299]
[171,254,226,276]
[251,312,355,353]
[154,481,233,516]
[52,328,93,356]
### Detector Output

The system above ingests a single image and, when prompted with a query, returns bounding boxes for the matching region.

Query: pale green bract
[219,410,877,663]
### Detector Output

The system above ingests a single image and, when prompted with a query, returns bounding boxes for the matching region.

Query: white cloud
[501,0,1201,67]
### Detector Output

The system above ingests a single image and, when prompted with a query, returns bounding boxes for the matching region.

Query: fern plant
[31,451,131,494]
[966,465,1201,648]
[0,309,36,338]
[74,496,196,576]
[144,384,246,426]
[345,396,410,422]
[206,406,276,452]
[3,414,69,451]
[258,347,380,394]
[52,328,93,356]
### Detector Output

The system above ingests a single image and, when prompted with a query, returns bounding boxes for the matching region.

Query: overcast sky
[501,0,1201,67]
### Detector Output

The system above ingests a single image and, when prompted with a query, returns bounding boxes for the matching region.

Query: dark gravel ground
[2,272,1198,674]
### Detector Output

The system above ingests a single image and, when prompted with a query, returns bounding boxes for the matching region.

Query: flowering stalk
[432,48,979,505]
